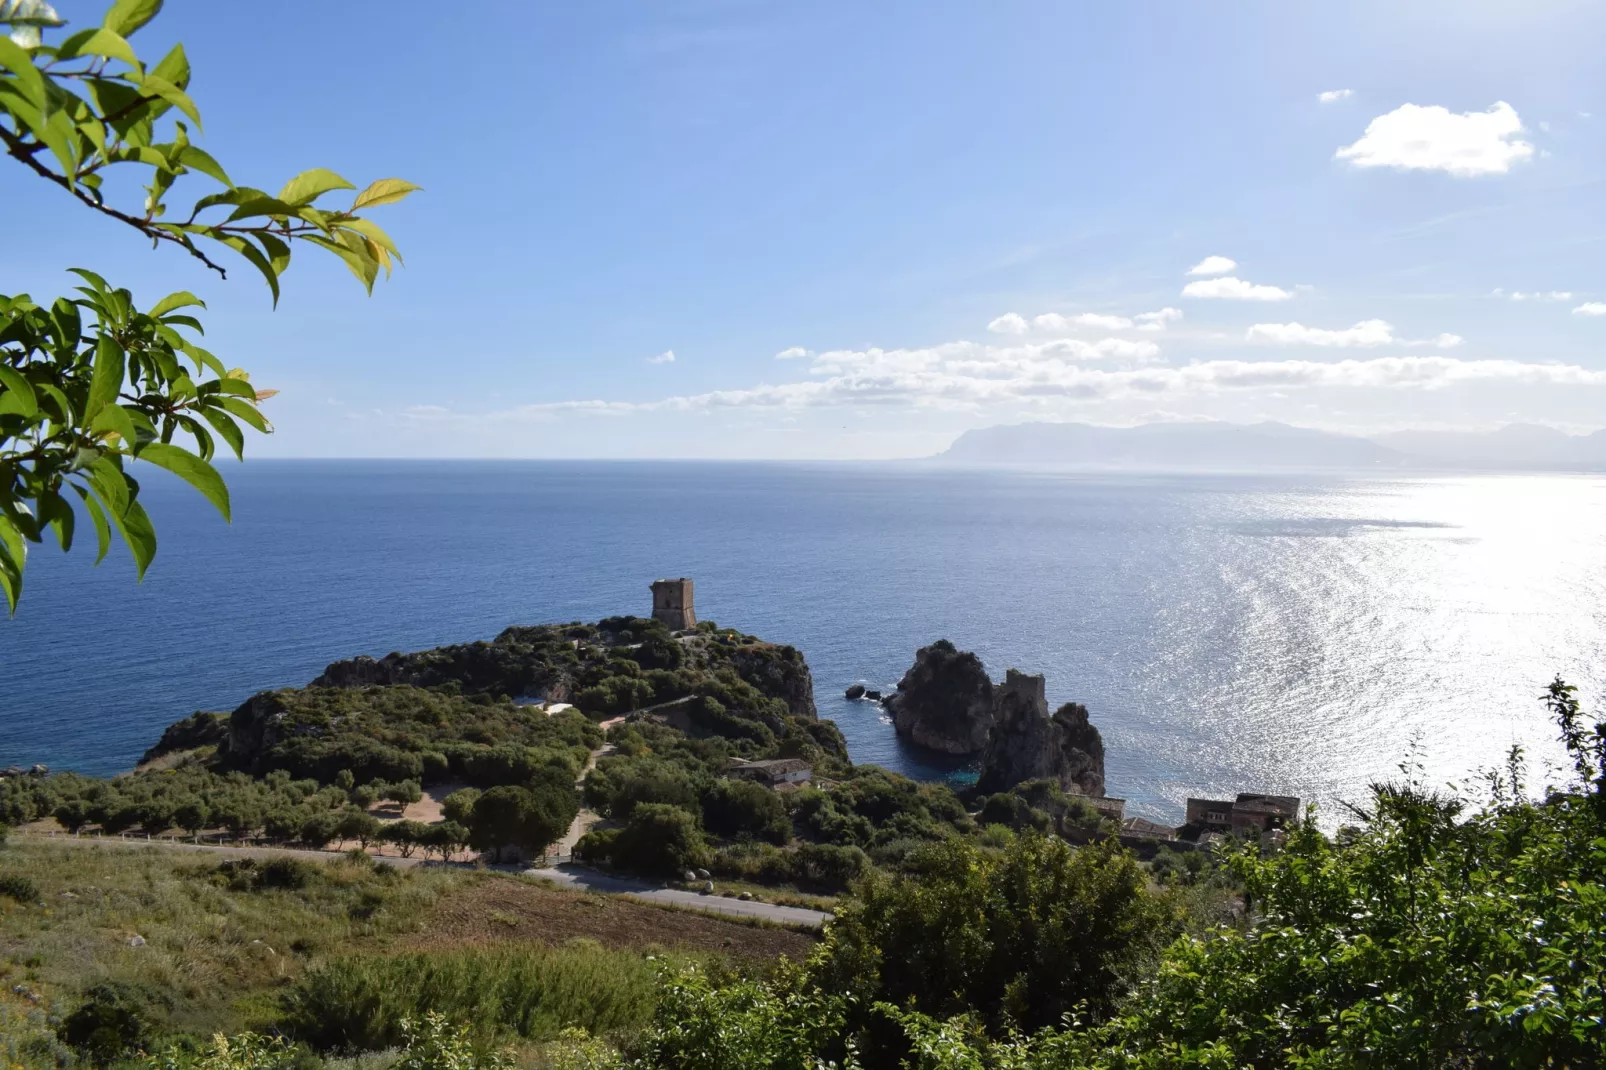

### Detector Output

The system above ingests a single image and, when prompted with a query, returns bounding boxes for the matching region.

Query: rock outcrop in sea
[884,640,996,754]
[975,669,1105,797]
[884,642,1107,795]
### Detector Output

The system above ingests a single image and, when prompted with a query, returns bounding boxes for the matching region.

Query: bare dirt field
[410,874,819,961]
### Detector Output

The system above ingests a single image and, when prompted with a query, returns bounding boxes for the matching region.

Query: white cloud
[1182,277,1294,301]
[1247,320,1396,347]
[1033,312,1135,331]
[509,345,1606,419]
[1574,302,1606,317]
[775,346,810,360]
[987,313,1029,335]
[1497,289,1574,302]
[1135,307,1183,332]
[1335,101,1534,177]
[1186,256,1237,277]
[1318,89,1354,103]
[1247,320,1464,349]
[646,349,676,364]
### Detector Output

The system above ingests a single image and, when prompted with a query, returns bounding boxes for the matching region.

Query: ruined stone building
[1185,793,1300,836]
[650,578,696,631]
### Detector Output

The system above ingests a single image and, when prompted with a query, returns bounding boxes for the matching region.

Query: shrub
[700,779,790,844]
[279,947,660,1052]
[817,834,1181,1039]
[442,787,482,825]
[467,784,577,862]
[0,873,37,902]
[58,982,164,1062]
[609,803,709,876]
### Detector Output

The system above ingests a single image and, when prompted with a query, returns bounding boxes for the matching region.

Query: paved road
[522,862,831,928]
[20,832,831,929]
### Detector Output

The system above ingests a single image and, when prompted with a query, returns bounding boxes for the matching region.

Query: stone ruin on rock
[650,577,696,631]
[975,668,1105,798]
[885,641,1106,797]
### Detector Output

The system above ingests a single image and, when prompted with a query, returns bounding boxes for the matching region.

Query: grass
[281,944,665,1052]
[0,836,816,1064]
[0,837,456,1039]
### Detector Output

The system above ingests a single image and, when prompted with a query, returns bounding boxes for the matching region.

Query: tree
[0,1,418,612]
[610,803,709,877]
[815,834,1180,1043]
[381,819,429,859]
[420,821,467,863]
[441,787,481,825]
[171,795,210,837]
[467,785,532,862]
[701,778,790,844]
[465,783,576,862]
[334,807,380,850]
[385,779,422,807]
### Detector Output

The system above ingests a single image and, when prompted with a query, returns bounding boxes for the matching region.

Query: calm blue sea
[3,462,1603,823]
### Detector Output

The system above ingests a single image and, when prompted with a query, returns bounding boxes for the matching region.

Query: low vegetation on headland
[2,609,1602,1066]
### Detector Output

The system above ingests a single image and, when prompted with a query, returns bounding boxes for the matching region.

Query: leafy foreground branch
[0,0,418,612]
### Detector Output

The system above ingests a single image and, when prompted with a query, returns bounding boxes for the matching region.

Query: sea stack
[976,669,1105,797]
[885,640,995,754]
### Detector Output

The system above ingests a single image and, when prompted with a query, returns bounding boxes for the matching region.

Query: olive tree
[0,0,418,611]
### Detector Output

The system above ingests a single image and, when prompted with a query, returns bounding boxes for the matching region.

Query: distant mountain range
[937,421,1606,471]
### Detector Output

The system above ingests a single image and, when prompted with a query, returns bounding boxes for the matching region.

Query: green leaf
[337,216,403,263]
[85,454,130,516]
[102,0,163,38]
[0,37,47,112]
[89,401,137,446]
[147,290,204,318]
[136,441,229,521]
[215,234,279,304]
[217,395,270,433]
[0,513,22,615]
[0,365,38,418]
[214,377,256,398]
[351,177,422,210]
[37,489,74,553]
[198,404,245,460]
[277,168,355,206]
[70,483,112,564]
[175,144,230,186]
[305,232,379,293]
[87,334,125,416]
[118,497,156,580]
[148,40,188,88]
[129,71,200,127]
[254,231,291,275]
[56,27,137,67]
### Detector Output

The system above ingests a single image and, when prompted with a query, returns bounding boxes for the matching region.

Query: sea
[2,461,1603,825]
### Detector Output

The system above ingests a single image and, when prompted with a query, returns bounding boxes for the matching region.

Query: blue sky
[5,0,1606,458]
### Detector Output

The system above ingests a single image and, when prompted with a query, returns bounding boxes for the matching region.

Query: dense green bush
[58,981,165,1063]
[607,803,710,876]
[700,778,790,844]
[466,783,579,861]
[279,947,661,1052]
[0,872,38,902]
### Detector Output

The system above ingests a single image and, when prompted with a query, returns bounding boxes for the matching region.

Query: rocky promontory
[883,643,1107,796]
[976,669,1105,797]
[884,640,996,754]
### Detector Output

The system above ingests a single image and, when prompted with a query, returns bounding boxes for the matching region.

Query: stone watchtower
[650,578,696,631]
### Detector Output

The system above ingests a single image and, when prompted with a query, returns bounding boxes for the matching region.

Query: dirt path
[549,717,623,861]
[19,831,831,929]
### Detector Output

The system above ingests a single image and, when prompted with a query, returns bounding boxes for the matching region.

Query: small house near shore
[727,758,813,789]
[1185,793,1300,836]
